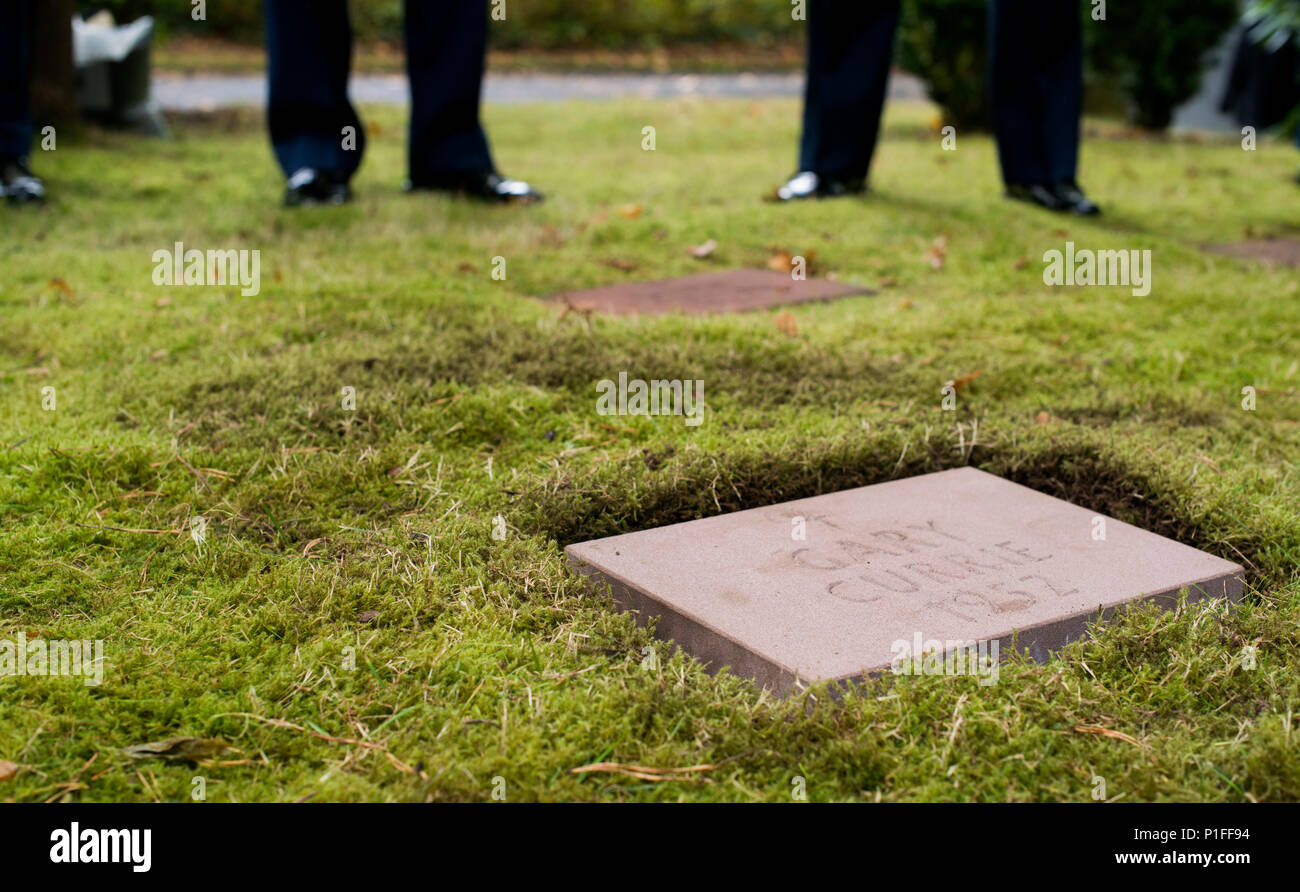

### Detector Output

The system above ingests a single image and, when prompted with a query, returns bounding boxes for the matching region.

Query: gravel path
[151,68,1236,132]
[152,70,928,111]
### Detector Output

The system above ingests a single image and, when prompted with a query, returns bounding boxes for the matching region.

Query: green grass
[2,99,1298,803]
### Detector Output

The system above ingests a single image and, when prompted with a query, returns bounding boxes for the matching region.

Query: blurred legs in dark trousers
[0,0,34,163]
[264,0,364,181]
[989,0,1083,188]
[1,0,45,203]
[798,0,901,184]
[264,0,494,184]
[784,0,1094,211]
[404,0,493,183]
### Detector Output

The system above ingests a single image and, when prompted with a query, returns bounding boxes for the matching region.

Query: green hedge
[1084,0,1241,130]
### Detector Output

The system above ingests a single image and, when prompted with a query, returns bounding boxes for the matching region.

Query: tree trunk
[29,0,78,130]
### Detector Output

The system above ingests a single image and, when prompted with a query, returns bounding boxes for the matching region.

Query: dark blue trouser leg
[0,0,33,161]
[405,0,494,182]
[798,0,901,182]
[265,0,364,180]
[990,0,1083,186]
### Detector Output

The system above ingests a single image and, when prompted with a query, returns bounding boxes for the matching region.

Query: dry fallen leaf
[923,236,947,270]
[457,261,478,273]
[48,278,75,297]
[689,239,718,259]
[570,761,716,782]
[898,298,913,310]
[767,248,817,275]
[155,296,173,308]
[0,760,17,782]
[767,251,794,273]
[123,737,232,763]
[601,258,639,272]
[1195,454,1224,476]
[1013,256,1030,270]
[1073,725,1144,748]
[774,311,799,337]
[149,349,168,361]
[879,276,899,288]
[945,368,985,394]
[618,203,643,219]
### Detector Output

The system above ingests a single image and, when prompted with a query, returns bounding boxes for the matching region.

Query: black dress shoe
[284,167,351,207]
[1005,182,1069,212]
[406,170,543,204]
[774,170,866,201]
[2,158,46,204]
[1053,180,1101,216]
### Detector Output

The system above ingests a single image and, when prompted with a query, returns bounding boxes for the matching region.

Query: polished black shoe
[774,170,866,201]
[1052,180,1101,216]
[1005,182,1070,212]
[2,158,46,204]
[405,170,543,204]
[284,167,351,207]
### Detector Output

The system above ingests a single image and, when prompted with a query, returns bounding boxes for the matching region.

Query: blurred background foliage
[86,0,1259,131]
[88,0,805,47]
[1084,0,1241,130]
[896,0,990,129]
[898,0,1242,131]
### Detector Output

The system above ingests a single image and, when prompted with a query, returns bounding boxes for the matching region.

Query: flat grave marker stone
[549,269,871,315]
[566,467,1244,693]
